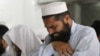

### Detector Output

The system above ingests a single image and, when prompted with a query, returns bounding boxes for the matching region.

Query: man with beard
[39,2,100,56]
[0,24,9,56]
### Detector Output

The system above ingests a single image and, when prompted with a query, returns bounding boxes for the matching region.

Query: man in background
[3,25,42,56]
[0,24,9,56]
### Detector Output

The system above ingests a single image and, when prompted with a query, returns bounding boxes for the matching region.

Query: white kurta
[3,25,42,56]
[39,21,100,56]
[1,46,17,56]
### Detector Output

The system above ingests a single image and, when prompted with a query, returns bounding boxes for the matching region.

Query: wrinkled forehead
[43,16,58,27]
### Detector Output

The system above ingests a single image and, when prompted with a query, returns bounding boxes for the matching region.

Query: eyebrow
[45,25,53,28]
[46,25,57,29]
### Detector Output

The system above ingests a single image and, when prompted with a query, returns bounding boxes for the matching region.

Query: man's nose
[48,28,55,35]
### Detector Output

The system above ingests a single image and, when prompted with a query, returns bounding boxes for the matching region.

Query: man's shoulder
[71,24,97,45]
[74,24,96,38]
[76,24,95,33]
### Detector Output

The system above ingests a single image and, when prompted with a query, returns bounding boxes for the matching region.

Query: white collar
[71,21,77,35]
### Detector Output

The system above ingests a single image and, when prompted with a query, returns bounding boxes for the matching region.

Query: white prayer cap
[41,2,68,16]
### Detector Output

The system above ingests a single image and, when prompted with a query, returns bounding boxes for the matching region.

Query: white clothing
[1,46,16,56]
[36,30,48,41]
[39,21,100,56]
[3,25,42,56]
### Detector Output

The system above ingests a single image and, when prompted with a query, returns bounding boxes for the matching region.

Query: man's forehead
[44,17,57,26]
[45,22,55,28]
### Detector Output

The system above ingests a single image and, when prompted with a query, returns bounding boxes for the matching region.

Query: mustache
[50,32,59,36]
[50,30,70,43]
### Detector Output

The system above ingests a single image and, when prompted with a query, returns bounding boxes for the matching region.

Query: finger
[67,54,71,56]
[64,52,68,56]
[67,45,74,54]
[66,45,73,55]
[63,50,68,56]
[65,49,71,56]
[66,48,73,55]
[58,51,63,56]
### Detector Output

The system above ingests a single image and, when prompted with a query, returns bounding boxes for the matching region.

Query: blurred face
[43,16,71,43]
[0,39,6,55]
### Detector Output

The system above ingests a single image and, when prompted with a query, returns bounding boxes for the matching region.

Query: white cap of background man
[41,2,68,16]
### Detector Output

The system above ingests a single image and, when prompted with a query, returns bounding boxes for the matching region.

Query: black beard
[0,43,5,56]
[50,23,71,43]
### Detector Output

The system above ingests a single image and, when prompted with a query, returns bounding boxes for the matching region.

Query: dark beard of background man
[0,43,5,56]
[50,22,71,43]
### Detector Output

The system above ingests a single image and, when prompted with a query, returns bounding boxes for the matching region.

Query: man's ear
[63,15,70,24]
